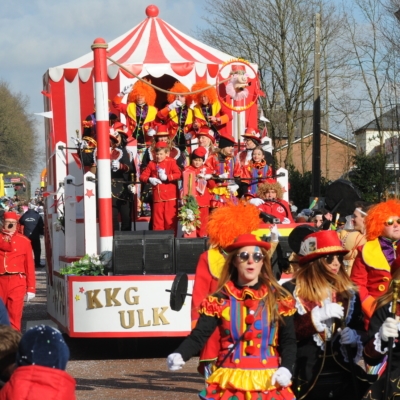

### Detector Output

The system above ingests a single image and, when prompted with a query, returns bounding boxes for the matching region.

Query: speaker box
[113,231,175,275]
[175,238,208,274]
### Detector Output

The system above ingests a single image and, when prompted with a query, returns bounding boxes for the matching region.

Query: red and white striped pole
[92,38,113,252]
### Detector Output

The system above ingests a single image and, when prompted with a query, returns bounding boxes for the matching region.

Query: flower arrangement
[178,195,201,234]
[59,251,112,276]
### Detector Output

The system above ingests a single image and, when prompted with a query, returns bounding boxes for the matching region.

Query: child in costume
[184,147,213,237]
[205,132,241,208]
[168,233,297,400]
[139,142,181,235]
[283,229,368,400]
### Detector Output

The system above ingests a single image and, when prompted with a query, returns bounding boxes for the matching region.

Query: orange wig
[365,199,400,240]
[167,82,190,104]
[191,80,218,104]
[128,79,156,106]
[207,202,262,249]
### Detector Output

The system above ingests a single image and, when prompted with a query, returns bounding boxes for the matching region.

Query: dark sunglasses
[236,252,264,263]
[324,254,344,264]
[384,218,400,226]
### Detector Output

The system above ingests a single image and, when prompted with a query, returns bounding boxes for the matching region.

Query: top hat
[241,127,261,143]
[155,124,170,137]
[298,230,348,265]
[110,122,128,140]
[155,141,168,149]
[219,132,237,149]
[226,233,271,252]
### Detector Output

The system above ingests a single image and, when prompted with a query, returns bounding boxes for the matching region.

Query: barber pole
[91,38,113,252]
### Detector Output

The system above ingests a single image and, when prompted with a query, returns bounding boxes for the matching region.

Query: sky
[0,0,208,190]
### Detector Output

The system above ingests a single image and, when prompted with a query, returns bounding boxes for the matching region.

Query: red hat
[155,124,170,137]
[298,230,349,265]
[196,127,215,143]
[155,141,168,149]
[192,146,207,159]
[241,127,261,143]
[110,122,128,140]
[4,212,19,221]
[226,233,271,252]
[219,132,237,149]
[230,64,246,75]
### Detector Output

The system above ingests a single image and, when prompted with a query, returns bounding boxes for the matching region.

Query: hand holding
[227,184,239,194]
[339,327,358,346]
[111,160,120,172]
[149,177,162,186]
[127,184,136,194]
[158,168,167,181]
[380,317,399,341]
[270,224,279,242]
[25,292,35,302]
[167,353,185,371]
[249,198,265,206]
[219,172,229,179]
[271,367,292,387]
[318,303,344,321]
[184,132,193,140]
[168,99,182,111]
[147,128,156,137]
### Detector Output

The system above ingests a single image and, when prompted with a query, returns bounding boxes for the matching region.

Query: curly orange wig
[128,79,156,106]
[365,199,400,241]
[191,80,218,104]
[167,82,190,104]
[256,181,284,200]
[207,202,262,249]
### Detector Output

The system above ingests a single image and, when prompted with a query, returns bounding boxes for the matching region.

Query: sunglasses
[384,218,400,226]
[236,252,264,263]
[324,254,344,264]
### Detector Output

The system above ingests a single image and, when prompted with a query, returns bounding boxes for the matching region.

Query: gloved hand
[149,177,162,186]
[339,327,358,346]
[270,224,279,243]
[219,173,229,179]
[127,184,136,194]
[271,367,292,387]
[197,173,205,179]
[249,198,265,206]
[158,168,167,181]
[120,83,133,96]
[227,184,239,194]
[147,128,156,137]
[25,292,35,302]
[204,174,212,180]
[316,303,344,322]
[167,353,185,371]
[184,133,193,140]
[380,317,399,341]
[111,160,120,172]
[282,217,291,224]
[72,137,88,149]
[168,99,182,111]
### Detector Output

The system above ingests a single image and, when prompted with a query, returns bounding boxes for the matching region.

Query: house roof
[354,105,400,134]
[275,130,356,151]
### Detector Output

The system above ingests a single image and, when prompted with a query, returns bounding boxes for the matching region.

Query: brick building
[275,130,356,180]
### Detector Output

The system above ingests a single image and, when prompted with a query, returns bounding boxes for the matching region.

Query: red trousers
[0,274,26,331]
[196,206,209,237]
[153,200,177,235]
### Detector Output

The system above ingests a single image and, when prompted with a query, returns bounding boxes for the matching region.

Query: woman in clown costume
[167,233,297,400]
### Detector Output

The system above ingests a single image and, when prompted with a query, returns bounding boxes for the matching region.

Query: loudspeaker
[175,238,208,274]
[113,231,175,275]
[113,233,144,275]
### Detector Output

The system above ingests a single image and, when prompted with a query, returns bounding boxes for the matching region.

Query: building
[275,130,356,180]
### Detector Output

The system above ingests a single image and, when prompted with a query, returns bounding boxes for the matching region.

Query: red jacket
[0,365,76,400]
[184,165,212,207]
[258,199,294,223]
[140,158,182,202]
[0,232,35,293]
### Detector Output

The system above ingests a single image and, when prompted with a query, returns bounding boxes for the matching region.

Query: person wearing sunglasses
[350,200,400,329]
[283,229,368,400]
[168,233,297,400]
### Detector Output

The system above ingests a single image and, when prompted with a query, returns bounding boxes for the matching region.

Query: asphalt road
[22,249,204,399]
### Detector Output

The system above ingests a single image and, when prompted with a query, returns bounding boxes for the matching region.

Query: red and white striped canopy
[49,5,243,83]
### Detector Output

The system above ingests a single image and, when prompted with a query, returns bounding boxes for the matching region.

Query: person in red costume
[184,147,213,237]
[351,199,400,327]
[190,203,282,379]
[140,142,182,235]
[0,212,35,331]
[191,80,232,142]
[112,79,158,147]
[156,81,194,151]
[168,233,297,400]
[248,181,293,223]
[205,132,241,208]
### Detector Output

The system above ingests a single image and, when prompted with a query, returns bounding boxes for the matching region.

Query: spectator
[0,325,76,399]
[19,204,44,269]
[0,324,22,388]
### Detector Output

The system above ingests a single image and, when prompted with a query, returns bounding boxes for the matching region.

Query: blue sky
[0,0,208,189]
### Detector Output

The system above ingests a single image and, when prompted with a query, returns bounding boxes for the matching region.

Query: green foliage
[348,153,394,203]
[59,253,111,276]
[288,165,331,210]
[178,195,201,234]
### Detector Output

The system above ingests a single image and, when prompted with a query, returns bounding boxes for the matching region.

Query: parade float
[41,4,291,338]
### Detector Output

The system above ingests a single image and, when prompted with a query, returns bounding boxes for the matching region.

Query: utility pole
[312,13,321,197]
